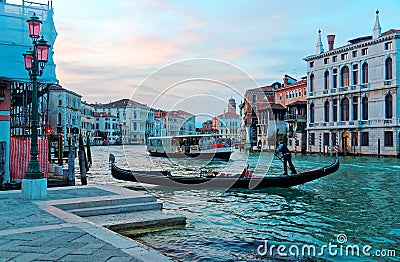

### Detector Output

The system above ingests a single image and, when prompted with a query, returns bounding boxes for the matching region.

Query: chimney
[283,75,289,87]
[327,35,335,51]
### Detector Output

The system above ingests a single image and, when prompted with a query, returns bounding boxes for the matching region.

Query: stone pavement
[0,185,173,262]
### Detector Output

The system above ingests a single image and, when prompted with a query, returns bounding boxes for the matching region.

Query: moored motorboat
[109,154,339,189]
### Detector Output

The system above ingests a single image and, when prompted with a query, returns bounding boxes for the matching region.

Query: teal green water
[89,146,399,261]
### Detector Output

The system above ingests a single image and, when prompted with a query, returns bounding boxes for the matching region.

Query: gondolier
[275,141,297,175]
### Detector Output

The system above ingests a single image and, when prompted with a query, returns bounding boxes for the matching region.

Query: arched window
[362,97,368,120]
[309,74,315,93]
[310,103,315,123]
[341,66,349,87]
[352,97,358,120]
[385,57,393,80]
[352,64,358,85]
[57,113,62,126]
[341,97,349,121]
[324,100,330,122]
[333,69,338,88]
[324,71,330,90]
[385,93,393,118]
[333,99,338,121]
[362,63,368,84]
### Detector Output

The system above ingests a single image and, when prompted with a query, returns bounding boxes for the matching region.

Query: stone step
[85,210,187,236]
[69,202,163,217]
[55,195,157,210]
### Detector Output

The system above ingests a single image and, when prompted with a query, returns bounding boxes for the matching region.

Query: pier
[0,185,186,261]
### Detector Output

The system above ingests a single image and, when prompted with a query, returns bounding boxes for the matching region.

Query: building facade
[1,1,57,184]
[93,112,120,145]
[48,85,82,146]
[275,75,308,152]
[241,83,285,150]
[304,11,400,156]
[212,98,241,142]
[94,99,155,145]
[81,101,95,144]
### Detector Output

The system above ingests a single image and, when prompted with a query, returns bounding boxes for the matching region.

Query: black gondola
[109,154,339,190]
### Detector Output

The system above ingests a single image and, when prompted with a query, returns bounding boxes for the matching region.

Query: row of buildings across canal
[1,1,400,184]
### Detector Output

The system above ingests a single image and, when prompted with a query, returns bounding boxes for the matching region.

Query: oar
[274,153,284,163]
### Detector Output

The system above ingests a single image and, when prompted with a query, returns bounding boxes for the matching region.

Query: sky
[7,0,400,122]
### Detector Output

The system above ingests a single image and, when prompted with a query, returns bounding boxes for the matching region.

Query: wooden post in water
[67,149,75,184]
[78,134,88,185]
[86,135,92,168]
[78,150,87,185]
[378,138,381,158]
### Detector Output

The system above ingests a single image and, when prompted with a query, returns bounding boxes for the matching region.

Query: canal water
[88,145,399,261]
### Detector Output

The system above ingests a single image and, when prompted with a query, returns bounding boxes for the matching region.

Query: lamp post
[21,13,51,200]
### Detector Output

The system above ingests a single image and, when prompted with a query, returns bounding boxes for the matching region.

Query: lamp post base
[21,178,47,200]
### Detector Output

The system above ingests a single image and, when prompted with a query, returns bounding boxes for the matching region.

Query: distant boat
[146,134,233,162]
[109,154,339,189]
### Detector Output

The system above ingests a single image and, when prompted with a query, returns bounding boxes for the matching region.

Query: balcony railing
[323,90,329,94]
[384,119,393,124]
[284,114,307,121]
[358,120,369,125]
[350,85,357,90]
[384,80,392,86]
[330,88,336,93]
[360,83,369,89]
[339,87,348,92]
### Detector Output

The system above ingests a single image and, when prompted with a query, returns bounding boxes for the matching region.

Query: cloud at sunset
[6,0,397,111]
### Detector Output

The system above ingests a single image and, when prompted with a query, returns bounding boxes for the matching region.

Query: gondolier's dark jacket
[276,144,291,156]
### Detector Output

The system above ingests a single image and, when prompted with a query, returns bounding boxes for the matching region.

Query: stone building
[275,75,308,153]
[94,99,155,145]
[93,112,120,145]
[304,11,400,156]
[241,83,285,150]
[48,85,82,145]
[212,98,241,142]
[80,101,95,144]
[154,110,196,136]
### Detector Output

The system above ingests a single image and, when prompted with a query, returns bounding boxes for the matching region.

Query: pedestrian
[275,140,297,175]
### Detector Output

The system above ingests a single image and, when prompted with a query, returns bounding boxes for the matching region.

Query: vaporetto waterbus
[146,134,233,161]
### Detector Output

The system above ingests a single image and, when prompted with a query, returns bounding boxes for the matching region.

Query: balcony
[330,88,336,93]
[384,119,393,124]
[360,83,369,89]
[384,80,392,86]
[339,87,348,92]
[284,114,307,122]
[323,90,329,94]
[350,85,357,90]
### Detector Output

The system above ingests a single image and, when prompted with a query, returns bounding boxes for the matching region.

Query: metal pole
[25,46,44,179]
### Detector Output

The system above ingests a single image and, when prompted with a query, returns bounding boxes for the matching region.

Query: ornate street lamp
[21,13,51,199]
